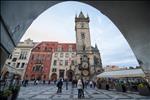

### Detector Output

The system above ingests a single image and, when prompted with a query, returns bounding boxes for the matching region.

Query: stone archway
[66,70,74,81]
[51,73,57,81]
[1,1,150,83]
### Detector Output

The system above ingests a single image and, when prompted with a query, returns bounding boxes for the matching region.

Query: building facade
[24,42,76,81]
[75,12,103,80]
[24,42,57,80]
[50,43,76,81]
[1,39,36,80]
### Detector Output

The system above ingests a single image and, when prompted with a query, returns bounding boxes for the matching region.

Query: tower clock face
[82,70,89,76]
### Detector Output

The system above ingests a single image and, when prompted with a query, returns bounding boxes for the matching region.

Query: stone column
[144,71,150,85]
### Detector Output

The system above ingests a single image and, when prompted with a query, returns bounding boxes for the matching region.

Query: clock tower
[75,11,92,80]
[75,11,91,53]
[75,12,103,80]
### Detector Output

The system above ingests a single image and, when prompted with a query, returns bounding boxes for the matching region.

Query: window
[68,45,72,52]
[32,67,35,72]
[19,51,28,60]
[12,58,17,62]
[81,23,84,28]
[8,62,11,65]
[60,53,64,58]
[57,46,62,52]
[65,53,69,58]
[71,60,74,65]
[59,60,63,66]
[81,33,85,39]
[71,53,75,57]
[12,63,16,67]
[54,53,58,57]
[65,60,68,66]
[52,68,57,72]
[21,63,25,68]
[8,54,12,59]
[33,64,43,72]
[53,60,57,66]
[16,63,20,68]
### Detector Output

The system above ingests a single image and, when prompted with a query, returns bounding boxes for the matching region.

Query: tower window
[81,23,84,28]
[81,33,85,39]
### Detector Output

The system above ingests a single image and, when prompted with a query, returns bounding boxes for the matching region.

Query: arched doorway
[66,70,74,81]
[51,73,57,81]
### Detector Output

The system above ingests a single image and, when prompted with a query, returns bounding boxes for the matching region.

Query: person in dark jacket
[57,79,63,93]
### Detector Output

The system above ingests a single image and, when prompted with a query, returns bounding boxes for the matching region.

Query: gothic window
[81,23,84,28]
[81,33,85,39]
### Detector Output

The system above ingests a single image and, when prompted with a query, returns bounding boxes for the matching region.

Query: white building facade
[2,39,36,80]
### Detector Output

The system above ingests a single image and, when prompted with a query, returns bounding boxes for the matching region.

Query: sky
[21,1,139,67]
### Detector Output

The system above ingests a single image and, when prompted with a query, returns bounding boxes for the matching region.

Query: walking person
[57,78,63,93]
[93,81,96,88]
[90,80,93,88]
[66,79,68,90]
[81,78,85,98]
[77,79,83,99]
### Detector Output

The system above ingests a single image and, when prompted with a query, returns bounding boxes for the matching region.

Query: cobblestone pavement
[17,83,150,100]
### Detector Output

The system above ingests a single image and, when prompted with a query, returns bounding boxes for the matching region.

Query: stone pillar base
[144,71,150,85]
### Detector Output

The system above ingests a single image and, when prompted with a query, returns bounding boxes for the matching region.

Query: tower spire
[79,11,85,18]
[95,43,98,49]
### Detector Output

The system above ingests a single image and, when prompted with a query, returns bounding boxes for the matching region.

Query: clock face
[82,62,88,69]
[82,70,89,76]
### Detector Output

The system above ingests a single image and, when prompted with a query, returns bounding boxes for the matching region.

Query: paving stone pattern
[17,83,150,100]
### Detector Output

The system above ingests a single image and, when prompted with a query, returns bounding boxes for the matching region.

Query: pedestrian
[43,80,45,84]
[34,79,36,85]
[106,83,109,90]
[81,78,85,98]
[66,79,68,90]
[77,79,83,99]
[36,80,39,85]
[93,81,96,88]
[90,80,93,88]
[48,80,51,84]
[72,79,74,88]
[57,78,63,93]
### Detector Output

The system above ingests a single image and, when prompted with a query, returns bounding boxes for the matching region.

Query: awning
[97,69,145,78]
